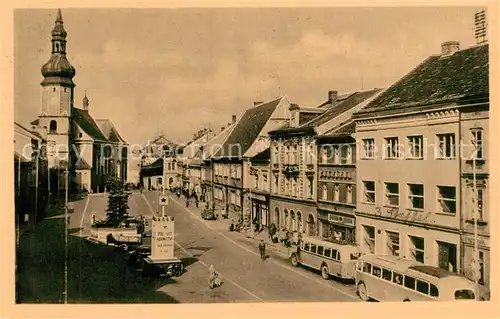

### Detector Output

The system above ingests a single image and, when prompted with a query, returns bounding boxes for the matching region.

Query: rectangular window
[393,272,403,285]
[386,231,400,256]
[476,188,484,220]
[384,182,399,206]
[404,276,416,290]
[324,248,332,258]
[340,145,352,164]
[331,249,339,260]
[363,139,375,159]
[262,173,268,189]
[334,184,340,202]
[308,178,314,198]
[363,262,372,274]
[437,186,456,214]
[471,130,483,159]
[408,184,424,210]
[363,181,375,203]
[372,266,382,278]
[322,184,327,200]
[410,236,425,263]
[303,243,310,251]
[363,225,375,253]
[408,135,423,159]
[333,146,340,164]
[274,176,279,193]
[384,137,399,159]
[437,133,456,159]
[416,280,430,295]
[320,147,327,164]
[310,244,317,254]
[317,246,324,255]
[382,268,392,281]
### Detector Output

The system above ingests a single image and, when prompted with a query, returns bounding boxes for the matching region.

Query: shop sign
[375,206,435,224]
[327,213,355,226]
[463,236,489,247]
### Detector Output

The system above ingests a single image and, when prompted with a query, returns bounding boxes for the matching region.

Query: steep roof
[72,108,108,142]
[95,119,127,144]
[214,97,282,158]
[301,88,382,127]
[357,44,489,115]
[197,123,236,160]
[250,147,270,162]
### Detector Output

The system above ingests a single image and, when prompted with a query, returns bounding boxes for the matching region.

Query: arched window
[274,207,280,228]
[49,120,57,133]
[284,209,289,230]
[290,210,296,231]
[297,211,303,233]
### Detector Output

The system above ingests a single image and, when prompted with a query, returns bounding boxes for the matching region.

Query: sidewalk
[168,192,290,260]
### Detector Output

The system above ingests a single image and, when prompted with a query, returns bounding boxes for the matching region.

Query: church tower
[39,9,76,167]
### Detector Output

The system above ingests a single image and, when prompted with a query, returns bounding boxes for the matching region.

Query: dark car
[127,245,151,269]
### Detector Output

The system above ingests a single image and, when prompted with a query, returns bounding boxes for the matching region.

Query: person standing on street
[258,240,266,260]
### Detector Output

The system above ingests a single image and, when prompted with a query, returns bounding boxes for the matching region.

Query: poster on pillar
[151,216,175,260]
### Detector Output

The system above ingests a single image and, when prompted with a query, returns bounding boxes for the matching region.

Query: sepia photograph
[6,2,498,314]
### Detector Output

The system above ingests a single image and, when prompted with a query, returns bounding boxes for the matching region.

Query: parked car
[127,245,151,269]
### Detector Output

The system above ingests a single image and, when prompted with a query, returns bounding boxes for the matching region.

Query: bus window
[372,266,382,278]
[310,244,317,254]
[455,290,475,300]
[317,246,324,255]
[356,261,363,271]
[382,268,392,281]
[393,272,403,285]
[304,243,310,251]
[363,262,372,274]
[332,249,339,260]
[324,248,332,258]
[416,280,429,295]
[404,276,416,290]
[430,284,439,297]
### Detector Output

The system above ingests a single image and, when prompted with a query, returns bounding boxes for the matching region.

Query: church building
[30,9,128,193]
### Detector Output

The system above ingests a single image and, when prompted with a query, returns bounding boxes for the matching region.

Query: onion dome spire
[41,9,76,87]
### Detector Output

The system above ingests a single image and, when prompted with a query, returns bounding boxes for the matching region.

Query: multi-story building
[199,123,237,204]
[268,89,382,236]
[248,148,271,227]
[211,97,290,222]
[352,42,489,277]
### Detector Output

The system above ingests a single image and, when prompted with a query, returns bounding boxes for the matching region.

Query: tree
[105,177,129,226]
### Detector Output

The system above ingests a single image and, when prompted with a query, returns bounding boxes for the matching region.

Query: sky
[14,6,485,146]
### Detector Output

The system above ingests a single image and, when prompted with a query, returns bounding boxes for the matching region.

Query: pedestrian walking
[258,240,266,260]
[208,265,222,289]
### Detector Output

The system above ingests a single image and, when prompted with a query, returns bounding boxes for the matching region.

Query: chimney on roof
[254,101,263,106]
[328,90,338,104]
[232,115,237,123]
[441,41,460,56]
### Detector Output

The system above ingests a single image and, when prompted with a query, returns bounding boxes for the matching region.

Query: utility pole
[62,158,69,304]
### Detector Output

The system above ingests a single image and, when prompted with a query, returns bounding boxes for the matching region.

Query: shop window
[384,137,399,159]
[437,133,456,159]
[363,139,375,159]
[471,129,483,159]
[437,186,456,214]
[408,184,424,210]
[408,135,423,159]
[386,231,400,256]
[362,225,375,253]
[409,236,425,263]
[384,182,399,206]
[363,181,375,203]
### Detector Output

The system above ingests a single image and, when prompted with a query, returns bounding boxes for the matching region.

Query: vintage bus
[289,236,360,280]
[355,254,480,302]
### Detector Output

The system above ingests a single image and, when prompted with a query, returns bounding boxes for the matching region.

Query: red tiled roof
[358,44,489,114]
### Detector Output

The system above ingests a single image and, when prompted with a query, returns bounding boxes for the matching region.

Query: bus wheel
[290,253,299,267]
[321,264,329,280]
[357,282,369,301]
[403,298,410,302]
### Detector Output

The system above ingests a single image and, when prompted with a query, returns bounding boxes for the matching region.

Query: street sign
[159,195,169,206]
